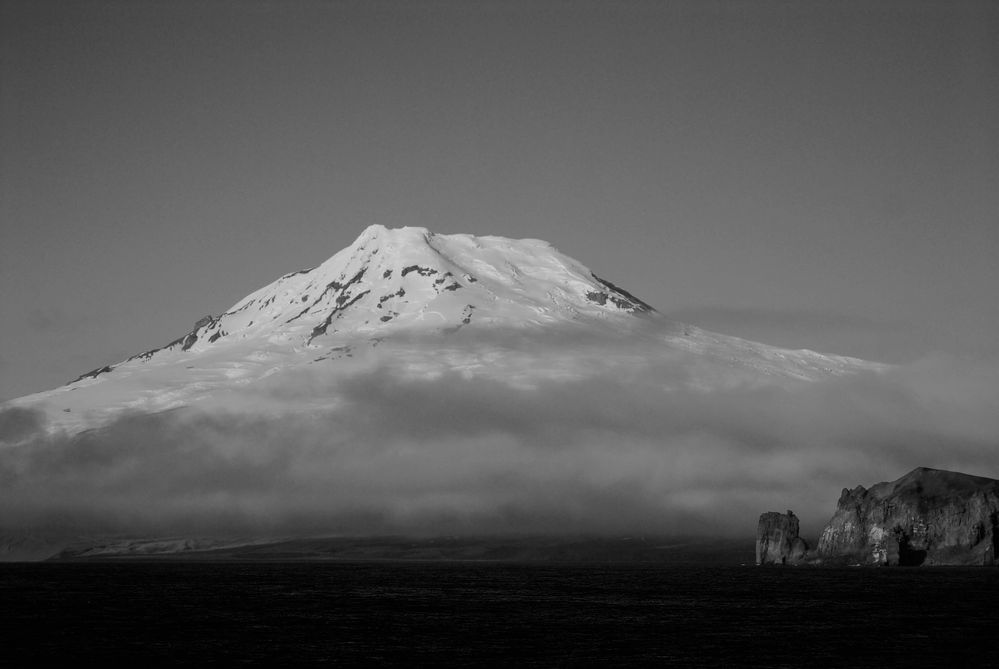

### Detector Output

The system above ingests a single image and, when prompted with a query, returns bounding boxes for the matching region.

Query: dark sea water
[4,561,998,667]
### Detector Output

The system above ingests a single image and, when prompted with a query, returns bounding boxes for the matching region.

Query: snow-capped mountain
[126,223,659,354]
[7,225,884,434]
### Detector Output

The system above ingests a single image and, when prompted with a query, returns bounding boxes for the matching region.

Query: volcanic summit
[7,225,883,435]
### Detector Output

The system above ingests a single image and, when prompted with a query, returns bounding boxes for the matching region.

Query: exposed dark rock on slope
[817,467,999,566]
[756,510,808,565]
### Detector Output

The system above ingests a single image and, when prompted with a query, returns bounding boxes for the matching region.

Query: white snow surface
[6,225,886,434]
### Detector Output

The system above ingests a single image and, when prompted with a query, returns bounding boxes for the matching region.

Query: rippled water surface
[5,562,998,666]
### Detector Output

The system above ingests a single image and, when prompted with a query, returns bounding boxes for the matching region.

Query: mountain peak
[68,227,661,383]
[353,223,432,247]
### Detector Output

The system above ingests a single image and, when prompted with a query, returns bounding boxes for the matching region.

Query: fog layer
[2,346,997,539]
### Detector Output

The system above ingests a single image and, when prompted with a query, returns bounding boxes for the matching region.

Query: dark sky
[2,0,997,401]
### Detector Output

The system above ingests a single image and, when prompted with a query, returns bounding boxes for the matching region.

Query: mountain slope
[6,225,884,435]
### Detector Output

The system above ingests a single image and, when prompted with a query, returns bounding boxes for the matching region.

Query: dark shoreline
[44,534,757,565]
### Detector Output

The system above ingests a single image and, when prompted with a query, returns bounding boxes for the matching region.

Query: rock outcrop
[817,467,999,566]
[756,510,809,565]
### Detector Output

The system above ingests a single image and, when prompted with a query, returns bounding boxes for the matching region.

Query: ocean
[4,561,998,666]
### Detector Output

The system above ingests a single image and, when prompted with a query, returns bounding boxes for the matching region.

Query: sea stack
[817,467,999,566]
[756,510,808,565]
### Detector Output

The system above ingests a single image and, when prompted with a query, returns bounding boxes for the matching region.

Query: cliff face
[817,467,999,566]
[756,510,809,565]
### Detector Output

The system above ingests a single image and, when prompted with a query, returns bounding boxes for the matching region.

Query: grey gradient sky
[2,0,997,401]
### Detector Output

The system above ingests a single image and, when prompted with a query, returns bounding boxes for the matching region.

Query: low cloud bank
[2,348,998,539]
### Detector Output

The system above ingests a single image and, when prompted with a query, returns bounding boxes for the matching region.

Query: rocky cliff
[756,510,808,565]
[816,467,999,566]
